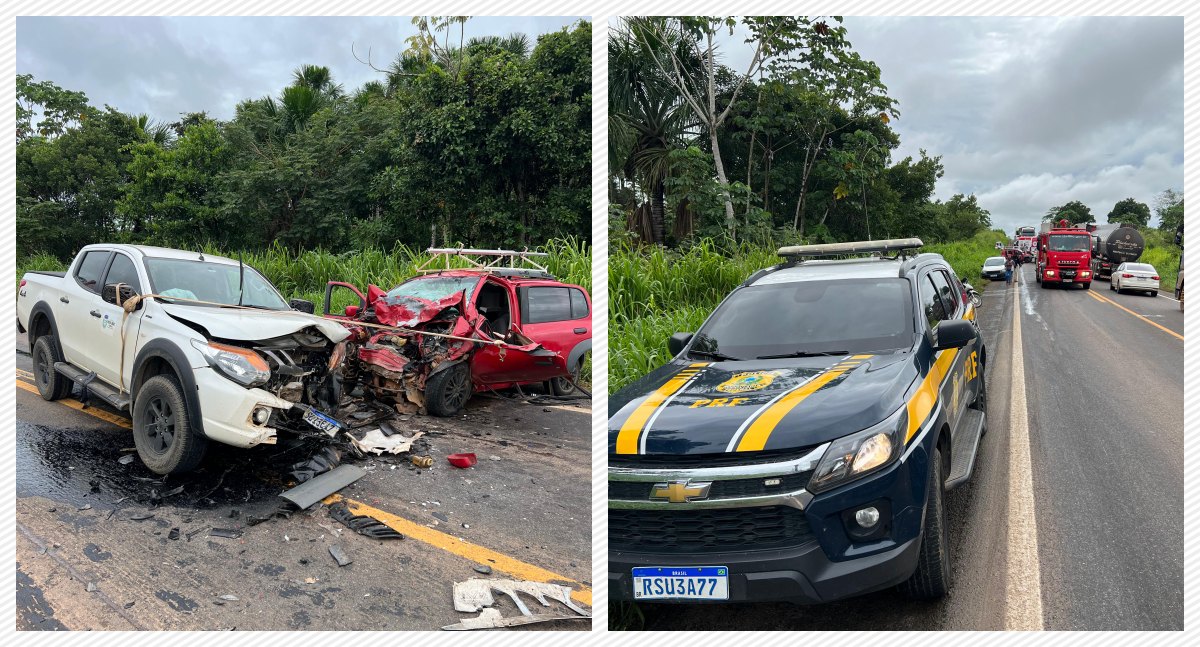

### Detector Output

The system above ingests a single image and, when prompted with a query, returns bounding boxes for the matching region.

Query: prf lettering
[689,397,750,408]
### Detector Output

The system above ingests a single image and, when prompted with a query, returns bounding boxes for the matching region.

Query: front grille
[609,470,812,500]
[609,506,814,553]
[609,446,819,469]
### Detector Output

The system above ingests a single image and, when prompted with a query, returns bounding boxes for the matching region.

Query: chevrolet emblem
[650,480,712,503]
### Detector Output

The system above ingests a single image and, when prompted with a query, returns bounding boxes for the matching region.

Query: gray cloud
[17,16,587,122]
[842,16,1183,231]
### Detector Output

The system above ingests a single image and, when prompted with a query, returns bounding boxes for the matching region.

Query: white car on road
[1111,262,1161,297]
[981,256,1007,281]
[17,244,350,474]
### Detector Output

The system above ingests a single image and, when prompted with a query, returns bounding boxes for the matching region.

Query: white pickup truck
[18,244,352,474]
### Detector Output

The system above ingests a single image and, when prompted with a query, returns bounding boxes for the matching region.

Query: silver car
[981,256,1007,281]
[1111,262,1161,297]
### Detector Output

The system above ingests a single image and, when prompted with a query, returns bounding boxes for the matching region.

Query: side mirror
[290,298,315,314]
[934,319,975,351]
[668,332,693,356]
[102,283,139,309]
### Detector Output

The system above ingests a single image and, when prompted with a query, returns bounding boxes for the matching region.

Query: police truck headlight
[191,339,271,387]
[808,407,906,493]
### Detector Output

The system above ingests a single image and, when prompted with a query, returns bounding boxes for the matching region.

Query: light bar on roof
[777,238,924,258]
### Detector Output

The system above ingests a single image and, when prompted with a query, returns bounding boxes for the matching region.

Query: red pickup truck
[323,250,591,416]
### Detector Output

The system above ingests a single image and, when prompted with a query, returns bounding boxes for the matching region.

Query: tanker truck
[1089,223,1145,280]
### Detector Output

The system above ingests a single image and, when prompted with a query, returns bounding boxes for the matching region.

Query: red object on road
[447,453,477,468]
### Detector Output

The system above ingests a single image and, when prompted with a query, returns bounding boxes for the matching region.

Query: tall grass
[1138,229,1181,292]
[609,231,1011,393]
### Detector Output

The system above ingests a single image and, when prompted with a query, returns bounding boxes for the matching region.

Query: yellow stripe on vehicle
[904,348,959,442]
[325,494,591,607]
[614,363,709,455]
[734,364,855,453]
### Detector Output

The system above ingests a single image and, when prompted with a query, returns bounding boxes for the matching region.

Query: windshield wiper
[688,349,743,362]
[756,350,849,360]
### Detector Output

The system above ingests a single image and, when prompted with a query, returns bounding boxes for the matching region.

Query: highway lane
[620,267,1183,630]
[14,344,592,631]
[1019,268,1183,630]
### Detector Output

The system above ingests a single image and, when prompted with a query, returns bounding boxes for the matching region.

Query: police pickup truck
[608,239,987,604]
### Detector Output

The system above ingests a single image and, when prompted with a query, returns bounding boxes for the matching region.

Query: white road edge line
[1005,269,1045,630]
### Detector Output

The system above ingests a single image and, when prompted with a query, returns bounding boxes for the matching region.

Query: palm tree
[609,20,701,244]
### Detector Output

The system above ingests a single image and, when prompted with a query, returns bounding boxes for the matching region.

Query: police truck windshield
[689,279,915,360]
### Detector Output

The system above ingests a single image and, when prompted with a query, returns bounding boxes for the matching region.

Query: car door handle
[573,328,587,334]
[89,310,101,318]
[60,296,69,304]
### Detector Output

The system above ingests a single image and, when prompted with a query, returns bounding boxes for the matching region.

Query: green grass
[1138,228,1181,293]
[609,231,1012,393]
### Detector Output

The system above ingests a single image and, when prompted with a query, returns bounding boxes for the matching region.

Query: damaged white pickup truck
[18,244,352,474]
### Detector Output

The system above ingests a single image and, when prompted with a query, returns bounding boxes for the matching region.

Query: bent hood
[609,353,917,456]
[159,303,351,343]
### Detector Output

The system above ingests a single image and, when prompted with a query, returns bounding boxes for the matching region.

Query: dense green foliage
[1139,228,1181,292]
[16,20,591,263]
[608,16,992,247]
[608,232,1008,392]
[1106,197,1151,226]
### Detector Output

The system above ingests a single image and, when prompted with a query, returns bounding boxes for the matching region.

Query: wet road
[14,339,592,631]
[622,266,1183,630]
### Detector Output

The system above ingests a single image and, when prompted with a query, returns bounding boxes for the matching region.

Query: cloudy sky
[17,16,586,120]
[712,16,1184,233]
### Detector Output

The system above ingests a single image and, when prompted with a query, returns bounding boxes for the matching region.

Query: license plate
[302,408,341,437]
[632,566,729,601]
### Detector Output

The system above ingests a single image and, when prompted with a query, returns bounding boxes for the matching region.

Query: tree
[1043,200,1092,225]
[1154,189,1184,232]
[630,16,851,237]
[16,74,94,142]
[609,19,700,243]
[1106,197,1150,226]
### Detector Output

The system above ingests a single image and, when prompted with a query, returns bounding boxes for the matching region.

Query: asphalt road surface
[14,336,592,631]
[623,266,1183,630]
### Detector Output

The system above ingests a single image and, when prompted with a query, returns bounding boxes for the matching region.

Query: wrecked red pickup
[322,267,591,417]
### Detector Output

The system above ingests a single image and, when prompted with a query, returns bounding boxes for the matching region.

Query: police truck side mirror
[933,320,975,351]
[669,332,694,356]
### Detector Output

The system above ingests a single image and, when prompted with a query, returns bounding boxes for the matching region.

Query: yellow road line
[1087,290,1183,341]
[15,379,133,429]
[15,376,589,607]
[17,368,34,380]
[326,494,591,607]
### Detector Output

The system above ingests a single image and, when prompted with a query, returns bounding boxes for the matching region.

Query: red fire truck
[1036,219,1093,289]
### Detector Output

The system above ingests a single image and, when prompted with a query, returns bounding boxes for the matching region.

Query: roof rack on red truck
[416,247,554,279]
[1036,219,1094,290]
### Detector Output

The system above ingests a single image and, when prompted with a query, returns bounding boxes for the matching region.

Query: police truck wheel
[32,335,72,401]
[133,375,207,475]
[426,362,471,417]
[900,446,951,600]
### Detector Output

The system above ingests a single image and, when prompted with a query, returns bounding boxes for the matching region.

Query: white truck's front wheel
[32,335,72,401]
[133,374,207,474]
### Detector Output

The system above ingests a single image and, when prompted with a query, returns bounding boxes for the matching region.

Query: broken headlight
[191,339,271,388]
[808,407,906,494]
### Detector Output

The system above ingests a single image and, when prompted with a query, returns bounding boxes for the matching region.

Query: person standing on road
[1005,255,1014,287]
